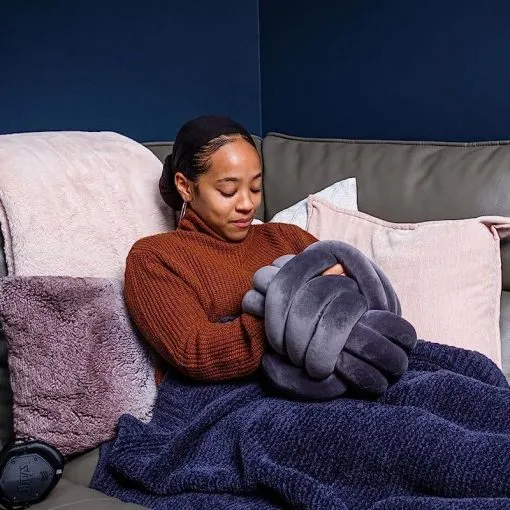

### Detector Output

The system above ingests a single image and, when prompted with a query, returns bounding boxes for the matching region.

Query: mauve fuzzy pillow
[0,276,157,456]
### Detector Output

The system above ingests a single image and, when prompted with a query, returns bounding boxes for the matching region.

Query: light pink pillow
[306,196,510,366]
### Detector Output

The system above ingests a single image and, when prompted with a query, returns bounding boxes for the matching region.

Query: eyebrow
[216,173,262,184]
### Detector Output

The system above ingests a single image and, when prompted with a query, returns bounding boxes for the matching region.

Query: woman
[99,116,510,509]
[124,115,344,383]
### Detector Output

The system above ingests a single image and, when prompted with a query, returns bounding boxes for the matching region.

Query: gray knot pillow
[242,240,417,400]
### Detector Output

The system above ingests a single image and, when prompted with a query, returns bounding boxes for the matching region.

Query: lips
[232,217,253,228]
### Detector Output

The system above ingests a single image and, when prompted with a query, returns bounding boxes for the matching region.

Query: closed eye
[219,188,262,198]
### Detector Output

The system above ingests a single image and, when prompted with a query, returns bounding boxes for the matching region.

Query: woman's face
[179,138,263,241]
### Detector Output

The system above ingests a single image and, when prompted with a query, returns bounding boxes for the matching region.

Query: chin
[225,227,250,242]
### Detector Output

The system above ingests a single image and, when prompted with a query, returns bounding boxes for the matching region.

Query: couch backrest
[144,136,265,221]
[261,133,510,291]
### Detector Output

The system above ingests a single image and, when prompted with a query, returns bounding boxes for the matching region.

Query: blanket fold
[0,131,172,279]
[91,341,510,509]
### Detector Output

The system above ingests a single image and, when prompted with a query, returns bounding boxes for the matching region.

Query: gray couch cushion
[144,136,265,221]
[64,448,100,487]
[32,479,146,510]
[262,133,510,291]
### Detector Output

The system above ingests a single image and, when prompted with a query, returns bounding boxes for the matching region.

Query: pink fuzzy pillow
[306,196,510,366]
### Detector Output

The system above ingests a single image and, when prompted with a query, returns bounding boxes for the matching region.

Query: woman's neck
[177,206,253,244]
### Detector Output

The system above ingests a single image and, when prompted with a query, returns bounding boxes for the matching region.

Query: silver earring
[179,201,187,223]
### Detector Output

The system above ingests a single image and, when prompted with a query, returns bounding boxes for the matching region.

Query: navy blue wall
[259,0,510,141]
[5,2,510,142]
[1,1,261,141]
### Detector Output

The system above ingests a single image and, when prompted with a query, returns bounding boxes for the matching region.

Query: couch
[1,132,510,508]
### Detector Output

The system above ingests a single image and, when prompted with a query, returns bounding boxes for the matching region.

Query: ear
[174,172,193,202]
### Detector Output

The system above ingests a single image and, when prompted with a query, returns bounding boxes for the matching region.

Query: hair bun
[159,153,184,211]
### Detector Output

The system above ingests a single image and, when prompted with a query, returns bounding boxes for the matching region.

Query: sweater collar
[177,206,254,245]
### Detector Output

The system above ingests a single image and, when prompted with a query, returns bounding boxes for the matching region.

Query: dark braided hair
[159,116,257,210]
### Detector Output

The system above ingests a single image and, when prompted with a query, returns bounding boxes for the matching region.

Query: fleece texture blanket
[91,341,510,509]
[0,276,156,456]
[242,241,417,399]
[0,131,173,279]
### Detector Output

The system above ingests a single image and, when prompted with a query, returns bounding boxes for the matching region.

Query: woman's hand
[321,263,346,276]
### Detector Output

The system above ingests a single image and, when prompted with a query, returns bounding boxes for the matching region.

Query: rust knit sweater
[124,207,317,382]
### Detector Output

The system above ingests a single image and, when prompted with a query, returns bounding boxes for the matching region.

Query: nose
[235,190,255,213]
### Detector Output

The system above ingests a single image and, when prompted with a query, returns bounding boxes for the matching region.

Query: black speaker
[0,440,64,509]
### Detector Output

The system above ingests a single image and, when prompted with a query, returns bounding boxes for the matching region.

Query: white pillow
[269,178,358,229]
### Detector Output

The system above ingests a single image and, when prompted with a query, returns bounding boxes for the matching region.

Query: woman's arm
[124,249,265,382]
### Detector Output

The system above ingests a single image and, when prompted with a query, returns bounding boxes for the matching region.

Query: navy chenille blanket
[91,241,510,509]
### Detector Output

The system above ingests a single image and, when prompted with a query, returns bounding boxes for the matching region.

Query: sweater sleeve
[124,248,266,382]
[277,223,318,253]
